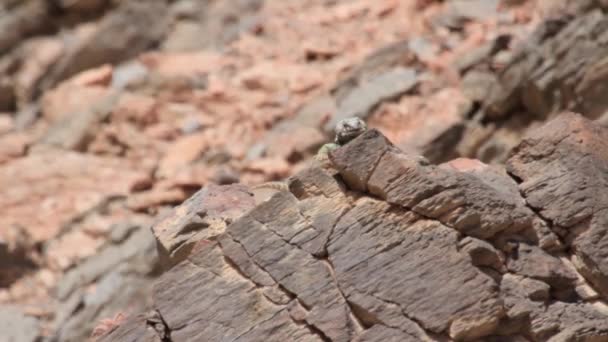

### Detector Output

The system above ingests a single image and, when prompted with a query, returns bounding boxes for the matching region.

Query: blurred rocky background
[2,0,608,341]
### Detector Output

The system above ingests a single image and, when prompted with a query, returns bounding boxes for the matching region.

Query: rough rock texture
[152,183,256,270]
[102,114,608,341]
[508,112,608,300]
[325,67,419,132]
[0,149,149,243]
[6,1,608,341]
[482,9,608,120]
[39,0,169,92]
[51,220,159,342]
[452,3,608,165]
[0,306,41,342]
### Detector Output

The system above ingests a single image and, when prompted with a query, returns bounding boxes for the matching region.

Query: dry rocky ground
[2,0,608,341]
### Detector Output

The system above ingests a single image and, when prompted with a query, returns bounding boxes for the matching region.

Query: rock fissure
[368,291,439,337]
[145,310,172,342]
[321,205,354,257]
[224,232,296,301]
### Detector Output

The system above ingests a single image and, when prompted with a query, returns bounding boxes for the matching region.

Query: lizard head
[334,117,367,145]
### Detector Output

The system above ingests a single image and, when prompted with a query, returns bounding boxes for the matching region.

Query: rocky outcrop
[452,3,608,165]
[507,112,608,301]
[6,1,608,341]
[101,113,608,341]
[152,183,256,270]
[0,0,264,112]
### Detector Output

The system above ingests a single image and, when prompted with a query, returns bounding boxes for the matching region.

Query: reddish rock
[156,133,209,178]
[40,65,113,122]
[126,187,189,213]
[243,157,291,179]
[0,133,29,164]
[139,52,223,79]
[112,93,158,126]
[440,157,488,172]
[0,150,148,242]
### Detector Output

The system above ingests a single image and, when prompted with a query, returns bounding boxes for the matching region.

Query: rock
[156,133,208,178]
[111,60,150,90]
[13,104,40,130]
[0,0,52,54]
[0,306,41,342]
[111,92,157,126]
[55,0,107,13]
[496,274,606,341]
[507,112,608,300]
[455,34,512,76]
[126,187,189,213]
[262,121,326,161]
[293,94,337,129]
[331,40,415,103]
[51,222,159,342]
[152,184,255,270]
[0,132,29,164]
[163,0,263,51]
[0,75,14,111]
[0,224,36,288]
[13,38,65,108]
[243,157,291,179]
[447,0,500,22]
[39,91,118,151]
[331,129,535,240]
[529,302,608,341]
[459,236,506,272]
[328,200,503,341]
[371,87,470,163]
[325,67,418,133]
[506,243,577,293]
[432,0,499,31]
[103,124,608,342]
[548,321,608,342]
[40,0,169,91]
[0,150,149,243]
[407,36,439,63]
[40,65,115,123]
[461,70,498,103]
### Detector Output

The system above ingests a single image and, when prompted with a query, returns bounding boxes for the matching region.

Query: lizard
[314,116,367,161]
[250,117,368,204]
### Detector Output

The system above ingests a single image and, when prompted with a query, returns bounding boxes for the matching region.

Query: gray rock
[508,112,608,300]
[40,0,169,91]
[0,0,52,54]
[0,306,41,342]
[325,68,418,133]
[152,184,255,270]
[38,92,118,151]
[51,221,158,342]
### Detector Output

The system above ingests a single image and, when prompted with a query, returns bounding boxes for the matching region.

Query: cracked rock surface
[102,113,608,341]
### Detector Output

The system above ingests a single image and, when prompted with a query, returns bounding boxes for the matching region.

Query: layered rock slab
[508,112,608,300]
[103,114,608,342]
